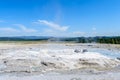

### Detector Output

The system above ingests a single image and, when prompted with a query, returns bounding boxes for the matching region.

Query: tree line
[75,36,120,44]
[0,36,120,44]
[60,36,120,44]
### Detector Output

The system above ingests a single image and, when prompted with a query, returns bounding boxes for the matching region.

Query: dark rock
[74,49,88,53]
[82,49,88,53]
[74,49,81,53]
[117,57,120,60]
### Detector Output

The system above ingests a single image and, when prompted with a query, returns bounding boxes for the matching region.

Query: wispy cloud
[0,27,19,32]
[73,31,85,35]
[92,27,97,35]
[0,24,37,34]
[92,27,96,31]
[14,24,37,33]
[35,20,69,31]
[44,29,54,33]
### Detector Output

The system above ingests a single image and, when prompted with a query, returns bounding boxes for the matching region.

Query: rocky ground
[0,42,120,80]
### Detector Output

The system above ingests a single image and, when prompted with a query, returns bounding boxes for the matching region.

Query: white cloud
[92,27,96,31]
[14,24,37,33]
[0,24,38,36]
[0,24,37,35]
[91,27,97,35]
[73,31,85,35]
[35,20,69,31]
[44,29,54,33]
[0,27,19,32]
[41,29,58,36]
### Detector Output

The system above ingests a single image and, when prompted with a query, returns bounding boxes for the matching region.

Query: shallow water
[89,48,120,59]
[40,44,120,59]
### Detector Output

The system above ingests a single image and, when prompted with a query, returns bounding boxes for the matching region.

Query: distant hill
[0,36,120,44]
[0,36,52,41]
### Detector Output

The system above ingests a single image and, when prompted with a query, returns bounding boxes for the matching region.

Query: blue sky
[0,0,120,37]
